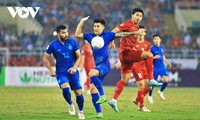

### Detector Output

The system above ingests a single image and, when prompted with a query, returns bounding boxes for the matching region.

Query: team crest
[68,44,72,50]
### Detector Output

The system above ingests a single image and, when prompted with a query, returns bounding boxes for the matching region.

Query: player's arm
[163,55,172,68]
[43,52,56,77]
[75,16,90,38]
[114,28,146,38]
[69,49,81,74]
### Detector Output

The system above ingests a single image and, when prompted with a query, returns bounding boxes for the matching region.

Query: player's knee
[88,69,99,77]
[74,89,82,96]
[163,77,169,83]
[90,84,98,93]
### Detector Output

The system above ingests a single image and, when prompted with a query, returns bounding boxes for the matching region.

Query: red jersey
[132,39,150,81]
[81,44,95,69]
[117,20,139,51]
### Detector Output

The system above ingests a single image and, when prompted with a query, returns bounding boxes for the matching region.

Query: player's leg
[133,79,151,112]
[88,84,103,118]
[84,67,91,94]
[57,74,75,116]
[148,68,159,104]
[141,51,163,86]
[108,58,133,112]
[158,68,169,100]
[69,71,85,119]
[89,61,110,104]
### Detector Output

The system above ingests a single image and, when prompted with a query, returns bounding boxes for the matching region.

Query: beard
[59,36,67,42]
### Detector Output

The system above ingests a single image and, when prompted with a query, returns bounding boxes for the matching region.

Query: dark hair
[132,8,144,16]
[93,18,106,26]
[56,25,67,33]
[139,25,145,29]
[153,34,161,39]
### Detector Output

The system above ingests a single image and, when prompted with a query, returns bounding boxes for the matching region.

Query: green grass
[0,86,200,120]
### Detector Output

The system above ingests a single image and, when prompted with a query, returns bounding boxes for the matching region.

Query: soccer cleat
[68,104,76,115]
[108,100,119,113]
[148,95,154,104]
[88,113,103,119]
[138,106,151,112]
[78,111,85,119]
[148,80,163,86]
[157,91,165,100]
[96,96,107,104]
[132,98,139,105]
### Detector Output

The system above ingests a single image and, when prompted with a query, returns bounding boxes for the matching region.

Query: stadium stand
[0,0,200,69]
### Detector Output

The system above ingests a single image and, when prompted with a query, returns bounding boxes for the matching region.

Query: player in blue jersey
[75,16,143,118]
[148,34,172,104]
[43,25,85,119]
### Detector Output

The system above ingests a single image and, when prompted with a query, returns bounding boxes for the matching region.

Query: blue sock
[62,88,73,105]
[149,86,154,96]
[76,94,84,111]
[91,93,101,113]
[91,76,104,96]
[160,82,168,92]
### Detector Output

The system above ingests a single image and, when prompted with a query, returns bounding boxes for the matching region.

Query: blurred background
[0,0,200,87]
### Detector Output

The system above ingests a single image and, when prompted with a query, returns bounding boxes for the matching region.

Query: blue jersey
[83,32,115,65]
[45,39,79,73]
[150,45,165,68]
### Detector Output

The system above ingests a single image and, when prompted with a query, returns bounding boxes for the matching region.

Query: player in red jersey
[131,26,152,112]
[80,40,95,94]
[108,8,162,112]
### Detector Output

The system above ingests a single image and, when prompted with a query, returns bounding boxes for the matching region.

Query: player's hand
[115,62,121,69]
[136,28,146,34]
[167,62,172,68]
[68,67,76,74]
[154,55,160,59]
[109,41,116,49]
[49,69,56,77]
[81,16,90,22]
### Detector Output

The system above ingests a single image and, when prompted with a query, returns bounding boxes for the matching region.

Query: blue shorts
[95,60,110,82]
[154,67,168,80]
[56,70,81,90]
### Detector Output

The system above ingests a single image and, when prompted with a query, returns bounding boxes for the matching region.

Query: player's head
[93,18,105,35]
[152,34,161,46]
[56,25,69,41]
[131,8,144,25]
[137,25,146,38]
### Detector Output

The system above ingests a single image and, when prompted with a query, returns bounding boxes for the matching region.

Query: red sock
[84,78,90,90]
[143,87,149,97]
[145,57,154,80]
[113,80,126,100]
[136,90,144,108]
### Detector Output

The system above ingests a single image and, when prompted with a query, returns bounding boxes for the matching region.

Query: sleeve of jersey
[45,43,53,55]
[117,22,129,32]
[83,33,92,43]
[108,32,116,42]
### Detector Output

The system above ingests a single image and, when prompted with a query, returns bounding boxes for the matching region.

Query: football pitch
[0,86,200,120]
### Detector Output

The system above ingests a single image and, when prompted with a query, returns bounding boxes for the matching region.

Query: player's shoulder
[119,20,132,26]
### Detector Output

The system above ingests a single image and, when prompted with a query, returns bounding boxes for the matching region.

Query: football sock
[160,82,168,92]
[136,90,144,108]
[91,93,102,113]
[85,78,90,90]
[62,88,73,105]
[113,80,126,100]
[145,57,154,80]
[148,86,154,96]
[143,87,149,96]
[91,76,104,96]
[76,94,84,111]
